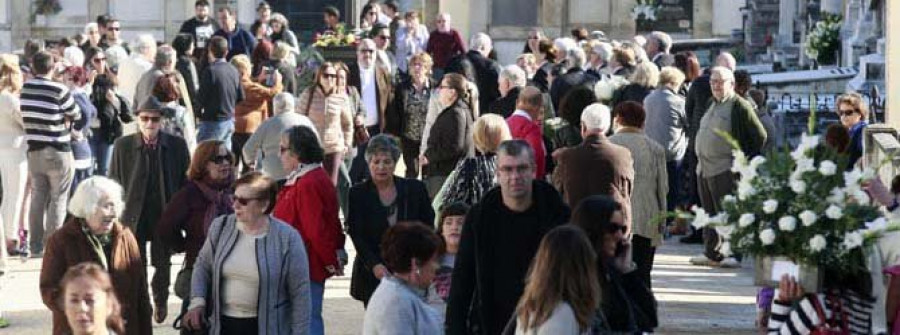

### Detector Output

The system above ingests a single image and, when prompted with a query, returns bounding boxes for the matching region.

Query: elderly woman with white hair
[39,176,152,335]
[242,92,318,180]
[81,22,102,52]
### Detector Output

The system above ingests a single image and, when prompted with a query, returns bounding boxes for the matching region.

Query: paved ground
[0,238,758,334]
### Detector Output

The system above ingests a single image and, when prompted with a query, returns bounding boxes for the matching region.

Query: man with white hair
[587,41,613,78]
[549,47,597,110]
[645,31,675,69]
[690,66,766,268]
[716,51,737,71]
[446,32,501,113]
[425,13,465,80]
[552,102,634,226]
[133,45,180,111]
[117,34,157,105]
[489,65,527,117]
[243,93,318,180]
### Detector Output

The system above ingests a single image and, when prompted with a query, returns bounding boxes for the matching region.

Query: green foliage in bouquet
[804,13,842,65]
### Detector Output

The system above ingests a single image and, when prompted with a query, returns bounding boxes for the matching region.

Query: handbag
[809,295,850,335]
[174,266,193,300]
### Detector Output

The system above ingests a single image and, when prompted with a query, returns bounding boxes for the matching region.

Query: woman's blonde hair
[408,52,433,76]
[473,114,511,153]
[629,61,659,88]
[0,54,22,93]
[836,92,870,121]
[517,225,600,332]
[229,54,252,76]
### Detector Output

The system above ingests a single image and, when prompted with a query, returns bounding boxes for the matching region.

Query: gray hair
[154,45,176,68]
[497,139,535,165]
[592,42,613,62]
[104,46,129,69]
[469,33,492,53]
[273,93,295,114]
[500,65,527,88]
[710,66,735,82]
[270,13,288,26]
[84,22,99,35]
[134,34,157,55]
[647,31,672,54]
[566,47,586,69]
[553,37,577,54]
[365,134,401,162]
[68,176,125,219]
[581,103,611,133]
[716,52,736,71]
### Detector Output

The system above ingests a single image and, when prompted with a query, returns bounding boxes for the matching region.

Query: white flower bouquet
[630,0,659,21]
[689,125,900,278]
[593,75,629,102]
[803,13,842,65]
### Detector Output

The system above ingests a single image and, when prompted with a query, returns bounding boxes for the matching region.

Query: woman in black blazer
[347,135,436,306]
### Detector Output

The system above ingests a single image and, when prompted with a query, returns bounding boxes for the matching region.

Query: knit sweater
[363,276,443,335]
[297,87,353,154]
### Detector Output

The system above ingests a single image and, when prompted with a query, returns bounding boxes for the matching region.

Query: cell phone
[614,241,627,257]
[264,67,276,87]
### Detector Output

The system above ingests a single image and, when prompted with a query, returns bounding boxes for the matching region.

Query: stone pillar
[885,0,900,129]
[779,0,798,46]
[693,0,713,38]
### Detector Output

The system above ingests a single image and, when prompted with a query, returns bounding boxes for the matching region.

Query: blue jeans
[89,134,113,176]
[310,281,325,335]
[197,119,235,150]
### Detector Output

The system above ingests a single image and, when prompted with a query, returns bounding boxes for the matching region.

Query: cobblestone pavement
[0,237,757,334]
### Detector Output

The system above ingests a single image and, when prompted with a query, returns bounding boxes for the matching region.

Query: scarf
[284,162,323,186]
[81,220,112,270]
[196,177,234,233]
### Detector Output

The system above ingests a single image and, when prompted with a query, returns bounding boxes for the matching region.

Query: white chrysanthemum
[778,216,797,232]
[715,224,736,239]
[790,180,807,194]
[739,213,755,228]
[844,169,864,187]
[865,218,888,232]
[842,231,864,250]
[711,212,729,225]
[760,229,776,245]
[825,205,843,219]
[737,180,756,200]
[750,156,767,169]
[799,210,817,227]
[827,187,846,204]
[691,205,711,229]
[809,235,827,252]
[818,160,837,176]
[851,189,870,204]
[763,200,778,214]
[723,195,736,204]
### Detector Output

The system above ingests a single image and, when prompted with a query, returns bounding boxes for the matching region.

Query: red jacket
[273,167,345,282]
[506,113,546,179]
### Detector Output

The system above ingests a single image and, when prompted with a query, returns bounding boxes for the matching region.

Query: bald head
[716,52,736,71]
[516,86,543,120]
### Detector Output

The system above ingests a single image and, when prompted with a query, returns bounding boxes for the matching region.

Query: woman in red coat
[271,125,345,335]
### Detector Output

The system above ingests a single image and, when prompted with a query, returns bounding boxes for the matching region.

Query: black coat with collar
[550,67,599,111]
[488,86,521,118]
[346,177,435,303]
[446,180,570,335]
[109,132,190,234]
[446,50,502,114]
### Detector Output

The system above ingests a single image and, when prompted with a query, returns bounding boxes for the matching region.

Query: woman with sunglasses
[836,92,870,169]
[572,195,658,333]
[183,172,312,334]
[272,125,345,335]
[85,46,131,176]
[156,140,235,321]
[297,62,353,185]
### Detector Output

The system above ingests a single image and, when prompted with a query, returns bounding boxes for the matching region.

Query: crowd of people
[0,0,898,334]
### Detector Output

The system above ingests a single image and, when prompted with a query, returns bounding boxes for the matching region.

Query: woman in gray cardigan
[183,172,311,335]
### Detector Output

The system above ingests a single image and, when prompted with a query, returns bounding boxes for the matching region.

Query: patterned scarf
[81,220,112,270]
[196,176,234,233]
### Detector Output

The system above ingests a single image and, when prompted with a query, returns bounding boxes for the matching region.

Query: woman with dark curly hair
[362,221,443,334]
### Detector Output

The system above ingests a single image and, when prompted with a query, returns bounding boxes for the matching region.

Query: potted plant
[312,24,360,65]
[688,116,899,292]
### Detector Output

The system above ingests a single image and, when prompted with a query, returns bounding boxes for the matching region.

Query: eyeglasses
[233,196,263,206]
[359,49,375,54]
[323,73,338,79]
[210,154,231,164]
[139,116,161,123]
[604,223,628,234]
[838,109,858,117]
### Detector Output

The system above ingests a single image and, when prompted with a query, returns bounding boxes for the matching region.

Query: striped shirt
[768,290,874,335]
[20,76,81,152]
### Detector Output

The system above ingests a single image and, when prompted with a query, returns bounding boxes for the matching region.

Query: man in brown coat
[553,102,635,229]
[348,38,394,183]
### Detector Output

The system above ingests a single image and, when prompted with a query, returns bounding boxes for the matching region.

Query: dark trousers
[401,137,421,179]
[138,236,171,306]
[232,133,252,173]
[697,171,737,262]
[221,316,258,335]
[349,126,381,184]
[632,235,656,289]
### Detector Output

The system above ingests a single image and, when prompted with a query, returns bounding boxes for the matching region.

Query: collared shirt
[141,134,159,150]
[695,94,737,177]
[360,64,379,126]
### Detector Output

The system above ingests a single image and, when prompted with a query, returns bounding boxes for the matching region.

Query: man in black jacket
[446,32,501,114]
[196,36,243,150]
[645,31,675,69]
[488,65,526,117]
[446,140,570,335]
[550,47,598,111]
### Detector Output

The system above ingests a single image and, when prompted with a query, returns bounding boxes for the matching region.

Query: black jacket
[610,83,653,111]
[346,177,435,304]
[549,67,599,110]
[652,53,676,69]
[197,60,244,121]
[424,100,475,177]
[446,50,501,114]
[446,180,570,335]
[599,260,658,332]
[685,72,712,141]
[90,74,132,144]
[487,86,521,118]
[175,56,200,116]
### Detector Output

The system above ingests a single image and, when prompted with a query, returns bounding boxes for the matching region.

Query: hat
[591,30,607,41]
[137,96,165,115]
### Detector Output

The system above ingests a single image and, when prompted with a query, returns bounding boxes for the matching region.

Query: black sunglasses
[234,196,262,206]
[210,154,231,164]
[838,109,857,117]
[139,116,161,123]
[604,223,627,234]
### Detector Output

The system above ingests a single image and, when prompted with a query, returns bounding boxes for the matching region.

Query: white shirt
[360,64,379,126]
[221,225,267,318]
